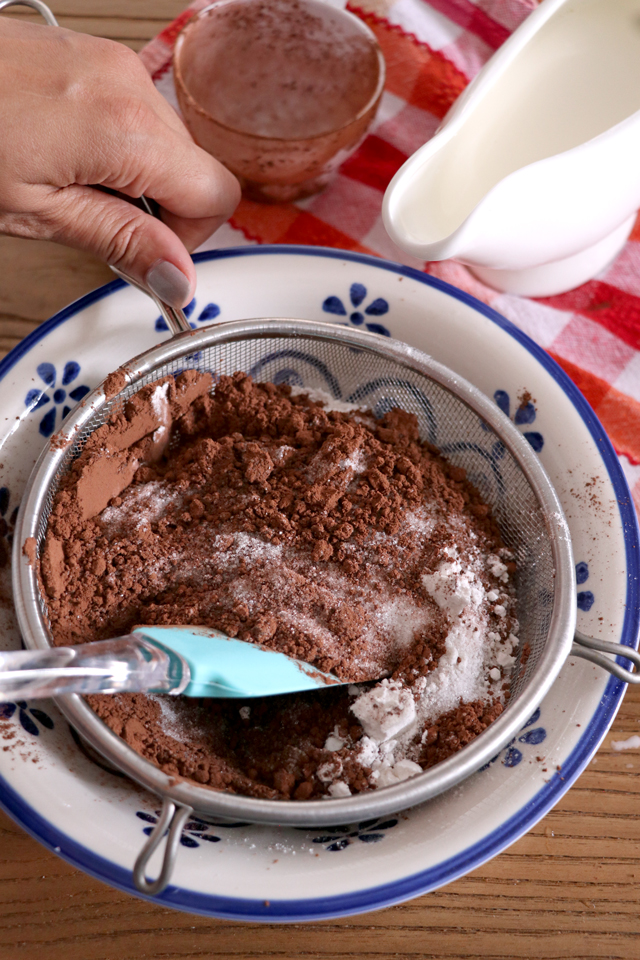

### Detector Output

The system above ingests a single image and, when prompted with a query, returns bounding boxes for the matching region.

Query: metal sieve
[12,318,640,896]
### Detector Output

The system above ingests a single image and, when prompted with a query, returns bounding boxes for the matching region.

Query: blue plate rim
[0,244,637,921]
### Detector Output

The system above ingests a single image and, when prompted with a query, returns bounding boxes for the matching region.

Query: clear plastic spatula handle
[0,634,190,702]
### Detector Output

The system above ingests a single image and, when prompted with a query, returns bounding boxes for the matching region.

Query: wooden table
[1,4,640,957]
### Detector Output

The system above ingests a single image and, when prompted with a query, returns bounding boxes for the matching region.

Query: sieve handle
[133,798,193,896]
[0,1,57,24]
[0,635,190,701]
[107,195,193,336]
[571,630,640,684]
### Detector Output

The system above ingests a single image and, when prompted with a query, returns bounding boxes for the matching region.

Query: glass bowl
[173,0,386,202]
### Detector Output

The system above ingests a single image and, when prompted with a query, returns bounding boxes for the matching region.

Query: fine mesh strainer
[12,318,640,895]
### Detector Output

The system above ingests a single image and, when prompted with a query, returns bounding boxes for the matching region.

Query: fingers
[159,210,232,254]
[0,20,241,298]
[107,124,241,227]
[38,101,241,305]
[75,51,241,230]
[44,185,198,306]
[94,102,241,257]
[147,136,241,253]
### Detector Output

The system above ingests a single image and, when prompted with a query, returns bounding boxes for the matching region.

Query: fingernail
[145,260,191,308]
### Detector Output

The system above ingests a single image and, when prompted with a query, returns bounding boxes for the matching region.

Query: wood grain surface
[1,3,640,958]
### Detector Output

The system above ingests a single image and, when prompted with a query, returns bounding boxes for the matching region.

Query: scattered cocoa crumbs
[517,389,535,412]
[40,371,520,800]
[49,428,74,452]
[23,537,37,566]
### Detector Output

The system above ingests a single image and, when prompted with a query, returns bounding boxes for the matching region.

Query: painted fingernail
[145,259,191,308]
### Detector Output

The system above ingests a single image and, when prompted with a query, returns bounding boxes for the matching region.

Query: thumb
[45,185,197,307]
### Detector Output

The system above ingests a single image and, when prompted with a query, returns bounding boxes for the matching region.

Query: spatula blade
[135,626,343,698]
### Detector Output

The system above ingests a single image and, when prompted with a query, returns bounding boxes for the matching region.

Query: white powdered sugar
[372,757,423,788]
[272,444,295,464]
[100,480,181,534]
[324,733,346,752]
[374,595,435,650]
[306,431,368,484]
[150,694,199,746]
[351,680,417,742]
[339,447,368,474]
[356,735,379,767]
[289,385,365,413]
[348,540,519,786]
[227,532,283,563]
[149,382,172,455]
[316,758,343,782]
[612,735,640,751]
[404,510,437,537]
[328,781,351,798]
[150,381,170,417]
[422,556,485,618]
[488,556,509,581]
[391,758,423,780]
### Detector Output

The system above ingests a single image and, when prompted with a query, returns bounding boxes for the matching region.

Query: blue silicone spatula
[0,626,344,703]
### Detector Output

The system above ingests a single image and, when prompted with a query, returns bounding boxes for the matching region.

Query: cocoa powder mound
[41,371,516,800]
[103,368,128,400]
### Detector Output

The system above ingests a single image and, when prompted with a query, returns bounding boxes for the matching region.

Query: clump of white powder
[289,386,365,413]
[351,680,416,742]
[342,542,519,791]
[313,549,518,797]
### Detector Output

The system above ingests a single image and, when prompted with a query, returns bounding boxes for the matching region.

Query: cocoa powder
[103,368,128,400]
[41,372,518,800]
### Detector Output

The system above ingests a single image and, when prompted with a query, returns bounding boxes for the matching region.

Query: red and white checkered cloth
[140,0,640,516]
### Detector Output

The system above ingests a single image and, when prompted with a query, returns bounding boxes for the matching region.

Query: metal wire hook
[572,630,640,684]
[0,0,58,24]
[133,799,194,896]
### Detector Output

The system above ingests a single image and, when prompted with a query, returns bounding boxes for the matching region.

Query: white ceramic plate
[0,246,637,921]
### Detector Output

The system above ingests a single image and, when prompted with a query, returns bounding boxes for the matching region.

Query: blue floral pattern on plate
[481,707,547,770]
[135,805,399,853]
[493,389,544,452]
[155,298,221,333]
[322,283,391,337]
[24,362,91,437]
[136,809,247,848]
[301,817,400,851]
[576,561,594,612]
[0,700,54,736]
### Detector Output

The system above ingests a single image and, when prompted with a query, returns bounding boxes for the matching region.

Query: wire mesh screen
[33,328,555,705]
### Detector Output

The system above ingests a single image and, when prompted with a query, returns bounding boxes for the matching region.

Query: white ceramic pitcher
[382,0,640,297]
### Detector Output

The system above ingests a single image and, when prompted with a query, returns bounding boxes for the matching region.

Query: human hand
[0,17,241,307]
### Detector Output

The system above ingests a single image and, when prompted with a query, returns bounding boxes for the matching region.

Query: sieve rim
[12,318,576,826]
